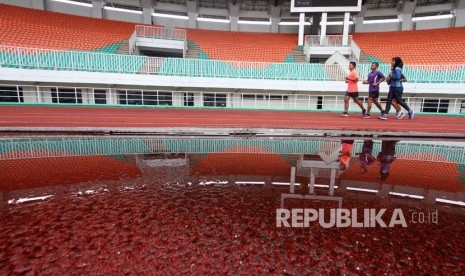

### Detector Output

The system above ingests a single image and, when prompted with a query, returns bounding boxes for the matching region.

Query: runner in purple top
[362,62,401,119]
[357,140,375,173]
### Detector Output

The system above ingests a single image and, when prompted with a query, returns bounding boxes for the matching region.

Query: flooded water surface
[1,137,464,274]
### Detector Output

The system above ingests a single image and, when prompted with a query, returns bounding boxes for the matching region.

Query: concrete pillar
[309,168,315,194]
[342,12,350,45]
[310,14,321,35]
[270,5,281,33]
[455,0,465,27]
[399,0,417,31]
[32,0,45,10]
[320,12,327,45]
[290,167,296,193]
[298,13,305,46]
[141,0,153,25]
[353,4,367,33]
[92,0,103,19]
[229,1,239,31]
[329,168,336,196]
[264,176,273,189]
[378,184,393,197]
[187,0,198,29]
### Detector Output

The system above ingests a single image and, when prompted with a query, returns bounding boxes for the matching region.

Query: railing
[305,35,353,47]
[1,137,464,164]
[135,25,187,41]
[1,84,465,115]
[1,45,465,83]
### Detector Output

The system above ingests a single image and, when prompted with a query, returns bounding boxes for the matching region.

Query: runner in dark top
[377,140,399,180]
[379,57,414,120]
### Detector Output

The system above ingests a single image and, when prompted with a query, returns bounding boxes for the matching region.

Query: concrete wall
[415,18,453,30]
[1,0,32,8]
[153,17,189,28]
[45,0,93,17]
[353,22,401,33]
[197,21,230,31]
[103,9,143,23]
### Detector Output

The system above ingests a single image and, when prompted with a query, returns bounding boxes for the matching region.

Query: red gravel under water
[1,166,465,274]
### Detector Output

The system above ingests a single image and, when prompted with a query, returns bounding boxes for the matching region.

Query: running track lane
[1,106,465,135]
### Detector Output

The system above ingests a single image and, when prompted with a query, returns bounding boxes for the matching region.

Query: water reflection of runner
[357,140,375,173]
[377,140,399,180]
[339,140,355,170]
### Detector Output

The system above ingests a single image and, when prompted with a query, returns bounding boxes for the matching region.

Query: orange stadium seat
[0,4,135,52]
[187,29,298,62]
[352,27,465,64]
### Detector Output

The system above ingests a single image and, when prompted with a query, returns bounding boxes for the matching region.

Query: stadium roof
[74,0,457,12]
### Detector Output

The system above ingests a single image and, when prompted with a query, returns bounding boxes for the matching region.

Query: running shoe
[396,112,406,120]
[395,111,402,118]
[363,114,371,119]
[408,110,414,120]
[340,112,349,117]
[378,115,388,120]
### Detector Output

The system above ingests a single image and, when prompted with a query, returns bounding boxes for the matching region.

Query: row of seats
[0,4,135,52]
[340,157,463,193]
[1,4,301,63]
[2,4,465,70]
[353,27,465,64]
[187,29,298,62]
[193,152,291,176]
[0,154,141,191]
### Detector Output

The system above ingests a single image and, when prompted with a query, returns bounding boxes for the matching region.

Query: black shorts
[368,91,380,99]
[345,92,359,99]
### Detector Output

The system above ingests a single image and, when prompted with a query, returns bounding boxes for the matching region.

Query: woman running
[378,57,414,120]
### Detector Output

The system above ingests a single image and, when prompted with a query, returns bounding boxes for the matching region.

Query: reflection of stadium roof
[340,154,464,193]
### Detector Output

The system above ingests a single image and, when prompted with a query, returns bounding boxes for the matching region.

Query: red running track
[1,105,465,135]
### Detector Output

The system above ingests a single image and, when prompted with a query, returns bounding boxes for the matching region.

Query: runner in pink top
[340,62,366,117]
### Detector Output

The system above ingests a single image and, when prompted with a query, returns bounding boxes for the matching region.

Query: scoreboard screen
[291,0,362,12]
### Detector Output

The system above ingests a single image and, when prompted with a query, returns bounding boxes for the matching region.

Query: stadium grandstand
[0,0,464,114]
[1,1,465,274]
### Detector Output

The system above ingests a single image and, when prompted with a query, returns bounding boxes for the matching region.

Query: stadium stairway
[290,48,307,63]
[186,41,201,59]
[116,39,131,55]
